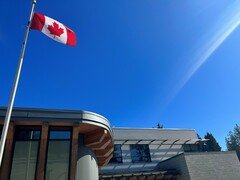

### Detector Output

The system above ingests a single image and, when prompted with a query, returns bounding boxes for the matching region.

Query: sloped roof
[112,128,204,145]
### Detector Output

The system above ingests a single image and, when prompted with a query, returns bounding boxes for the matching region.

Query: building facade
[0,107,240,180]
[100,128,240,180]
[0,107,113,180]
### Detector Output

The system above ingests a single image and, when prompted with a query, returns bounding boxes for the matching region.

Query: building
[0,107,113,180]
[100,128,240,180]
[0,107,240,180]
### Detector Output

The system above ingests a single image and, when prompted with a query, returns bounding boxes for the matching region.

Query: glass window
[45,127,71,180]
[10,126,41,180]
[15,129,40,140]
[109,144,122,163]
[130,144,151,163]
[49,131,71,140]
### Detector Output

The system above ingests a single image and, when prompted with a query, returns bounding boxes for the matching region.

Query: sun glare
[168,3,240,105]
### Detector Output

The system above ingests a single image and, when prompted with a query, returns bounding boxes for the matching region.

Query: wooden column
[129,176,137,180]
[70,126,79,180]
[138,176,146,180]
[119,177,127,180]
[0,122,15,179]
[36,122,49,180]
[147,175,156,180]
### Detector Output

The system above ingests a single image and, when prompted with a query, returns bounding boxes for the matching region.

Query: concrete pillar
[76,145,98,180]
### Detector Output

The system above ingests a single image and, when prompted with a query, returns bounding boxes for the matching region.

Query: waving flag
[30,12,76,46]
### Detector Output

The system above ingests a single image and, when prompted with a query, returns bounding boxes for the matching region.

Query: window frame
[44,126,72,180]
[10,126,42,180]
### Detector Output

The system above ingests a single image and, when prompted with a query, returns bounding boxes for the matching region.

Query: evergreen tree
[204,132,221,151]
[197,133,202,139]
[226,124,240,160]
[157,122,163,128]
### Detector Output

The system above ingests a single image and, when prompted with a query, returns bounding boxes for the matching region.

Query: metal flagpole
[0,0,37,167]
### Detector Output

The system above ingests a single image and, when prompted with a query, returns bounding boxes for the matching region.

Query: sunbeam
[168,3,240,105]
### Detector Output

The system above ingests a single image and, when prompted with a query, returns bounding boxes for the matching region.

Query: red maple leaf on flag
[48,22,64,37]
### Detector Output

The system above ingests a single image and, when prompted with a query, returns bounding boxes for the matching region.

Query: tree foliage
[197,133,202,139]
[157,122,163,128]
[226,124,240,160]
[204,132,221,151]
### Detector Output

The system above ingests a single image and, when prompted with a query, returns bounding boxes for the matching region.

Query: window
[109,144,122,163]
[10,126,41,180]
[45,127,71,180]
[130,144,151,163]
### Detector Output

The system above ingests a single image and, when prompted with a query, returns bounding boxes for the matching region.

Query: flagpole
[0,0,37,167]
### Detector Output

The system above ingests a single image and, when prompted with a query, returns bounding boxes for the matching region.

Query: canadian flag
[30,12,76,46]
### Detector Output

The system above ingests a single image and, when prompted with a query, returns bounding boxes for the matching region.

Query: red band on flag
[30,12,77,46]
[31,12,45,31]
[66,27,77,46]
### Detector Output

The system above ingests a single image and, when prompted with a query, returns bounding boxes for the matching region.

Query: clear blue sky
[1,0,240,150]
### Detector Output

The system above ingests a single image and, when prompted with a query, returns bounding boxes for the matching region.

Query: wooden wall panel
[36,122,49,180]
[70,126,79,180]
[0,122,15,180]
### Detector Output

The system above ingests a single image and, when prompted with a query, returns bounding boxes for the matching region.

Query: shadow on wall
[100,144,184,173]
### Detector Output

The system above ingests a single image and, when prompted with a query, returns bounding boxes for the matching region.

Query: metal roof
[112,128,205,144]
[0,107,112,135]
[99,169,179,179]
